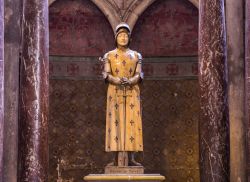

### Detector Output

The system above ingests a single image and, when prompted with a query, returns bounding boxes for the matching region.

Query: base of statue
[105,166,144,174]
[83,174,166,182]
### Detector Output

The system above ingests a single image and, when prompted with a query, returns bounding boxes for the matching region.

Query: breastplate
[109,49,138,78]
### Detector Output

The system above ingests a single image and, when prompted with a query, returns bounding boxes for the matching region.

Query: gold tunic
[105,48,143,152]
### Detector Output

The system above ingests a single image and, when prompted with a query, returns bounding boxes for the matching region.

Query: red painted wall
[49,0,114,56]
[49,0,199,181]
[131,0,198,57]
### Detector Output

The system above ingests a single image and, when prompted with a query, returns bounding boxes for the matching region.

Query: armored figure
[102,22,143,166]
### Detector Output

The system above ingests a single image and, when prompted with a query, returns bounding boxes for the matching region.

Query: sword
[122,85,127,166]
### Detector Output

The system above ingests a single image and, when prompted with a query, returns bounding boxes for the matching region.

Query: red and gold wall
[49,0,200,181]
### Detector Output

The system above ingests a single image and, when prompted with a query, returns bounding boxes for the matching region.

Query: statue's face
[116,32,129,47]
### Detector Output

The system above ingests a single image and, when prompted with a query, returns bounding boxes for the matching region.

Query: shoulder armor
[103,52,110,63]
[136,52,143,64]
[137,52,143,61]
[103,52,109,59]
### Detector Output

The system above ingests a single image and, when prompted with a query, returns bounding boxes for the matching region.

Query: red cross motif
[115,120,119,126]
[130,103,135,109]
[55,64,62,71]
[67,63,79,76]
[166,64,179,75]
[92,63,102,75]
[115,68,119,74]
[130,136,134,143]
[192,63,198,75]
[130,120,135,126]
[115,103,119,109]
[142,64,154,76]
[122,60,126,66]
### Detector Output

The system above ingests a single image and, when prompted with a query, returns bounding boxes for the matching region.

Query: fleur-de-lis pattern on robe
[105,48,143,152]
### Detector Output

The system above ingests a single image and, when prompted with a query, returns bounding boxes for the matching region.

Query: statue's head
[115,22,131,47]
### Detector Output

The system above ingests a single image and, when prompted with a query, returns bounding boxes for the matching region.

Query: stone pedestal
[84,174,165,182]
[105,166,144,174]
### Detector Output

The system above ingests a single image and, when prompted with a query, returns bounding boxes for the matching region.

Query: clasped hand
[120,77,131,85]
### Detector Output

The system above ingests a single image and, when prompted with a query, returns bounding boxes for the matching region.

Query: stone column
[246,0,250,179]
[0,0,4,181]
[19,0,49,181]
[3,0,21,181]
[225,0,247,181]
[198,0,230,182]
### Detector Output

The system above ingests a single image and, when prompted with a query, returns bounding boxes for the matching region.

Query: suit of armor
[102,23,143,166]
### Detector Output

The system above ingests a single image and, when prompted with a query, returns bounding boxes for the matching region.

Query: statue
[84,22,165,180]
[102,22,144,167]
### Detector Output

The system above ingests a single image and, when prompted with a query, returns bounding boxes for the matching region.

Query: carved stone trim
[126,0,199,30]
[125,0,156,30]
[90,0,121,31]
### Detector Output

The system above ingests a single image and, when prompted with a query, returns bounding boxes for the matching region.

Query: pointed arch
[49,0,120,32]
[125,0,199,31]
[130,0,198,57]
[89,0,120,31]
[49,0,199,32]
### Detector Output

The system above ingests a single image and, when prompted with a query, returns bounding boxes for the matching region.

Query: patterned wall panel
[49,0,200,181]
[49,56,198,80]
[49,79,200,182]
[49,0,114,56]
[131,0,198,57]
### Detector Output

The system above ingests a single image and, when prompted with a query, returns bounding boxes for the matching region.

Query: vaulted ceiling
[49,0,199,32]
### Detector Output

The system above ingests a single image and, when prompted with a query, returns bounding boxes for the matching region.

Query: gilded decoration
[49,79,200,181]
